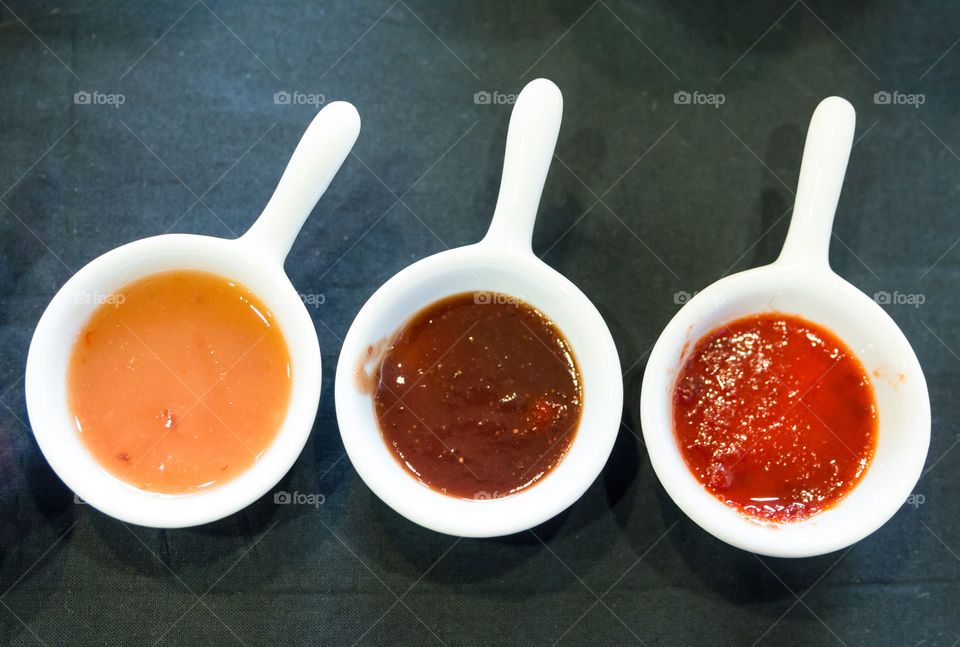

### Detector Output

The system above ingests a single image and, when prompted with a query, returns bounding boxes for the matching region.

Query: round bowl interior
[334,243,623,537]
[640,264,930,557]
[25,234,322,528]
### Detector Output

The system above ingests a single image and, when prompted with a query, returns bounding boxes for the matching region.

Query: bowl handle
[241,101,361,262]
[481,78,563,254]
[776,96,856,269]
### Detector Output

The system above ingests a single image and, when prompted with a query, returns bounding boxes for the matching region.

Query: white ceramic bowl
[24,102,361,527]
[640,97,931,557]
[335,79,623,537]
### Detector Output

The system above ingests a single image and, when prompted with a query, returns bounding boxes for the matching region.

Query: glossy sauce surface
[672,313,877,522]
[68,270,292,494]
[373,292,582,499]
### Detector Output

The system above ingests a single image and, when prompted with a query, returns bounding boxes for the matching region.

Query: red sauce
[672,313,877,522]
[372,292,582,499]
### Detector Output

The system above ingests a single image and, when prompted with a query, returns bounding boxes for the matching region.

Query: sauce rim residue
[367,291,584,500]
[68,269,293,495]
[671,311,878,523]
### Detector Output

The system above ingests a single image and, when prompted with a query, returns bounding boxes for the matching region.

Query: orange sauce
[67,270,292,494]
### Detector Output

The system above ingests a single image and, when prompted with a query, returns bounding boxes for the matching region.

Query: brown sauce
[371,292,582,499]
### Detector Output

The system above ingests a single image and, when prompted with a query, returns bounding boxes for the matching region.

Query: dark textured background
[1,1,958,645]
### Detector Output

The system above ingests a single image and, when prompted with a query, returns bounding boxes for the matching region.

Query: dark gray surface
[1,1,958,645]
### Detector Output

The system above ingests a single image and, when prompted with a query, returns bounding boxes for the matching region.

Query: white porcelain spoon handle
[482,78,563,253]
[777,96,856,269]
[242,101,361,262]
